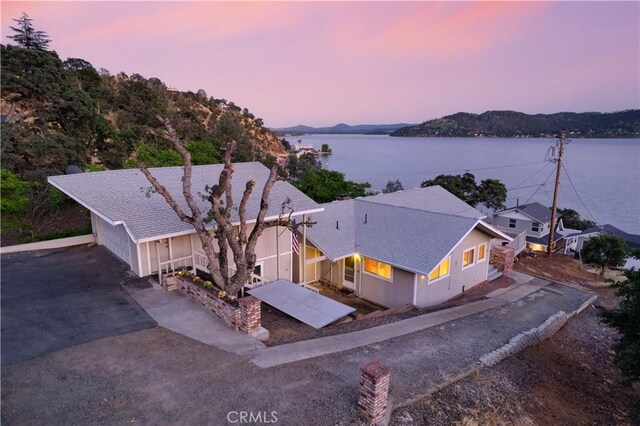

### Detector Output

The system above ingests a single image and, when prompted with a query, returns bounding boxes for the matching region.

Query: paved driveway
[1,246,156,365]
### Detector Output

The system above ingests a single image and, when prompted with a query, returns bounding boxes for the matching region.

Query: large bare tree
[139,116,308,297]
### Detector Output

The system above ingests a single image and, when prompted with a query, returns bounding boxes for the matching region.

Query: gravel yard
[391,276,639,425]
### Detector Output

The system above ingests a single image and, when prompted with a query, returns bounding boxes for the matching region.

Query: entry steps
[488,265,503,282]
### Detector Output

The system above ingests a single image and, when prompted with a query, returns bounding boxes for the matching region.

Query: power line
[507,162,553,191]
[562,163,599,224]
[431,160,547,175]
[523,167,556,205]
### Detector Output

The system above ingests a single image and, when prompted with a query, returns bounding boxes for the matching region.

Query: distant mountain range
[390,110,640,138]
[273,122,415,135]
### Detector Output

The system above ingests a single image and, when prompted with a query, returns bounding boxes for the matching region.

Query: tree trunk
[139,116,312,298]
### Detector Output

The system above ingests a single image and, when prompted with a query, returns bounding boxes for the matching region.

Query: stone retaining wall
[480,311,568,367]
[490,246,515,274]
[175,277,260,333]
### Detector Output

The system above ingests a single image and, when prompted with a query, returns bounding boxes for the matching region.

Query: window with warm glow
[428,257,450,282]
[305,246,320,259]
[363,257,392,280]
[462,248,475,268]
[477,243,486,262]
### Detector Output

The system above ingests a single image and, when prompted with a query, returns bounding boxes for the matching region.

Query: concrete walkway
[249,272,547,368]
[131,287,265,354]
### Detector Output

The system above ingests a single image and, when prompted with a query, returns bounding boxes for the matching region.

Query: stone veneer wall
[358,361,391,424]
[173,277,260,333]
[490,246,515,274]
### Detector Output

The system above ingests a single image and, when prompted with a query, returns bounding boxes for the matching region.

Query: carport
[248,279,356,329]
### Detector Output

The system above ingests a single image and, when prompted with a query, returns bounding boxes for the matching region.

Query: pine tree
[8,13,51,50]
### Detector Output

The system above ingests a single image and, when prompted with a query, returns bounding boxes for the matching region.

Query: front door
[343,256,356,290]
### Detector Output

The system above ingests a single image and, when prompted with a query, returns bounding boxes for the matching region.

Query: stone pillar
[358,361,391,424]
[489,246,515,275]
[238,296,261,334]
[163,275,179,292]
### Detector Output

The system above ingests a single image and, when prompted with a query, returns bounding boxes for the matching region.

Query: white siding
[93,213,132,266]
[415,229,491,307]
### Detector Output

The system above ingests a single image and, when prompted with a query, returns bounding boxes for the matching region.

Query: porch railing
[158,255,193,284]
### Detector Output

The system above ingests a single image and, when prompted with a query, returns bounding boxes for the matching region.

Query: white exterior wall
[92,212,133,266]
[137,225,293,281]
[415,229,491,307]
[359,265,414,309]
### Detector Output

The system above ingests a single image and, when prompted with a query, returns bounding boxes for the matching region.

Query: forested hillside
[0,15,287,244]
[391,110,640,138]
[0,45,285,183]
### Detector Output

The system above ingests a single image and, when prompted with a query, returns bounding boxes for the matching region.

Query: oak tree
[139,117,309,296]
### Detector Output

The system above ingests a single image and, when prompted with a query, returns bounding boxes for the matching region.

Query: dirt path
[391,286,638,425]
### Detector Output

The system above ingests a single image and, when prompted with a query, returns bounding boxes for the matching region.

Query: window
[363,257,392,280]
[508,218,516,228]
[531,222,540,232]
[477,243,486,262]
[462,248,475,268]
[428,257,450,282]
[305,246,320,259]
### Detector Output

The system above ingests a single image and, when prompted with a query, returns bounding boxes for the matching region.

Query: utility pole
[547,135,566,257]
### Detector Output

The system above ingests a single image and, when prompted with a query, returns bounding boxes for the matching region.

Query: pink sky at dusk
[2,1,638,128]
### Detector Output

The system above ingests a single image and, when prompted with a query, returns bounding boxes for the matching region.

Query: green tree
[0,169,30,230]
[383,179,404,194]
[420,172,507,210]
[557,207,596,230]
[287,153,321,179]
[601,268,640,384]
[320,143,332,154]
[292,169,371,203]
[185,141,220,165]
[8,13,51,50]
[477,178,507,210]
[581,235,628,276]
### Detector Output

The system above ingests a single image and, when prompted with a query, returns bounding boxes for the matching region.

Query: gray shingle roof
[363,186,485,219]
[305,200,356,260]
[496,202,557,223]
[48,163,320,242]
[305,186,496,276]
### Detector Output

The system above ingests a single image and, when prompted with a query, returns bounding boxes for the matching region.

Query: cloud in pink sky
[2,1,638,127]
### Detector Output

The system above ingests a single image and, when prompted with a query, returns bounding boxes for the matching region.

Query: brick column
[163,275,179,292]
[358,361,391,424]
[238,296,261,334]
[490,246,515,274]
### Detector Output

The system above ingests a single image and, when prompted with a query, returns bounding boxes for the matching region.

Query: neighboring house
[564,224,640,256]
[298,186,512,309]
[492,202,564,252]
[48,163,322,283]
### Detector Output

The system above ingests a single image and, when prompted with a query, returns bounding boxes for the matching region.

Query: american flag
[291,228,300,255]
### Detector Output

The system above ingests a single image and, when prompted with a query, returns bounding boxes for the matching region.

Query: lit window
[305,246,320,259]
[477,243,486,262]
[428,258,450,282]
[531,222,540,232]
[363,257,392,280]
[462,248,475,268]
[508,219,516,228]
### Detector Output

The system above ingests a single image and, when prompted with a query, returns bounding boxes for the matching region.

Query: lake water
[292,134,640,234]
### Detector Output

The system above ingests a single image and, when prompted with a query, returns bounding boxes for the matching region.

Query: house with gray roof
[299,186,511,308]
[49,163,322,283]
[564,224,640,256]
[492,202,565,252]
